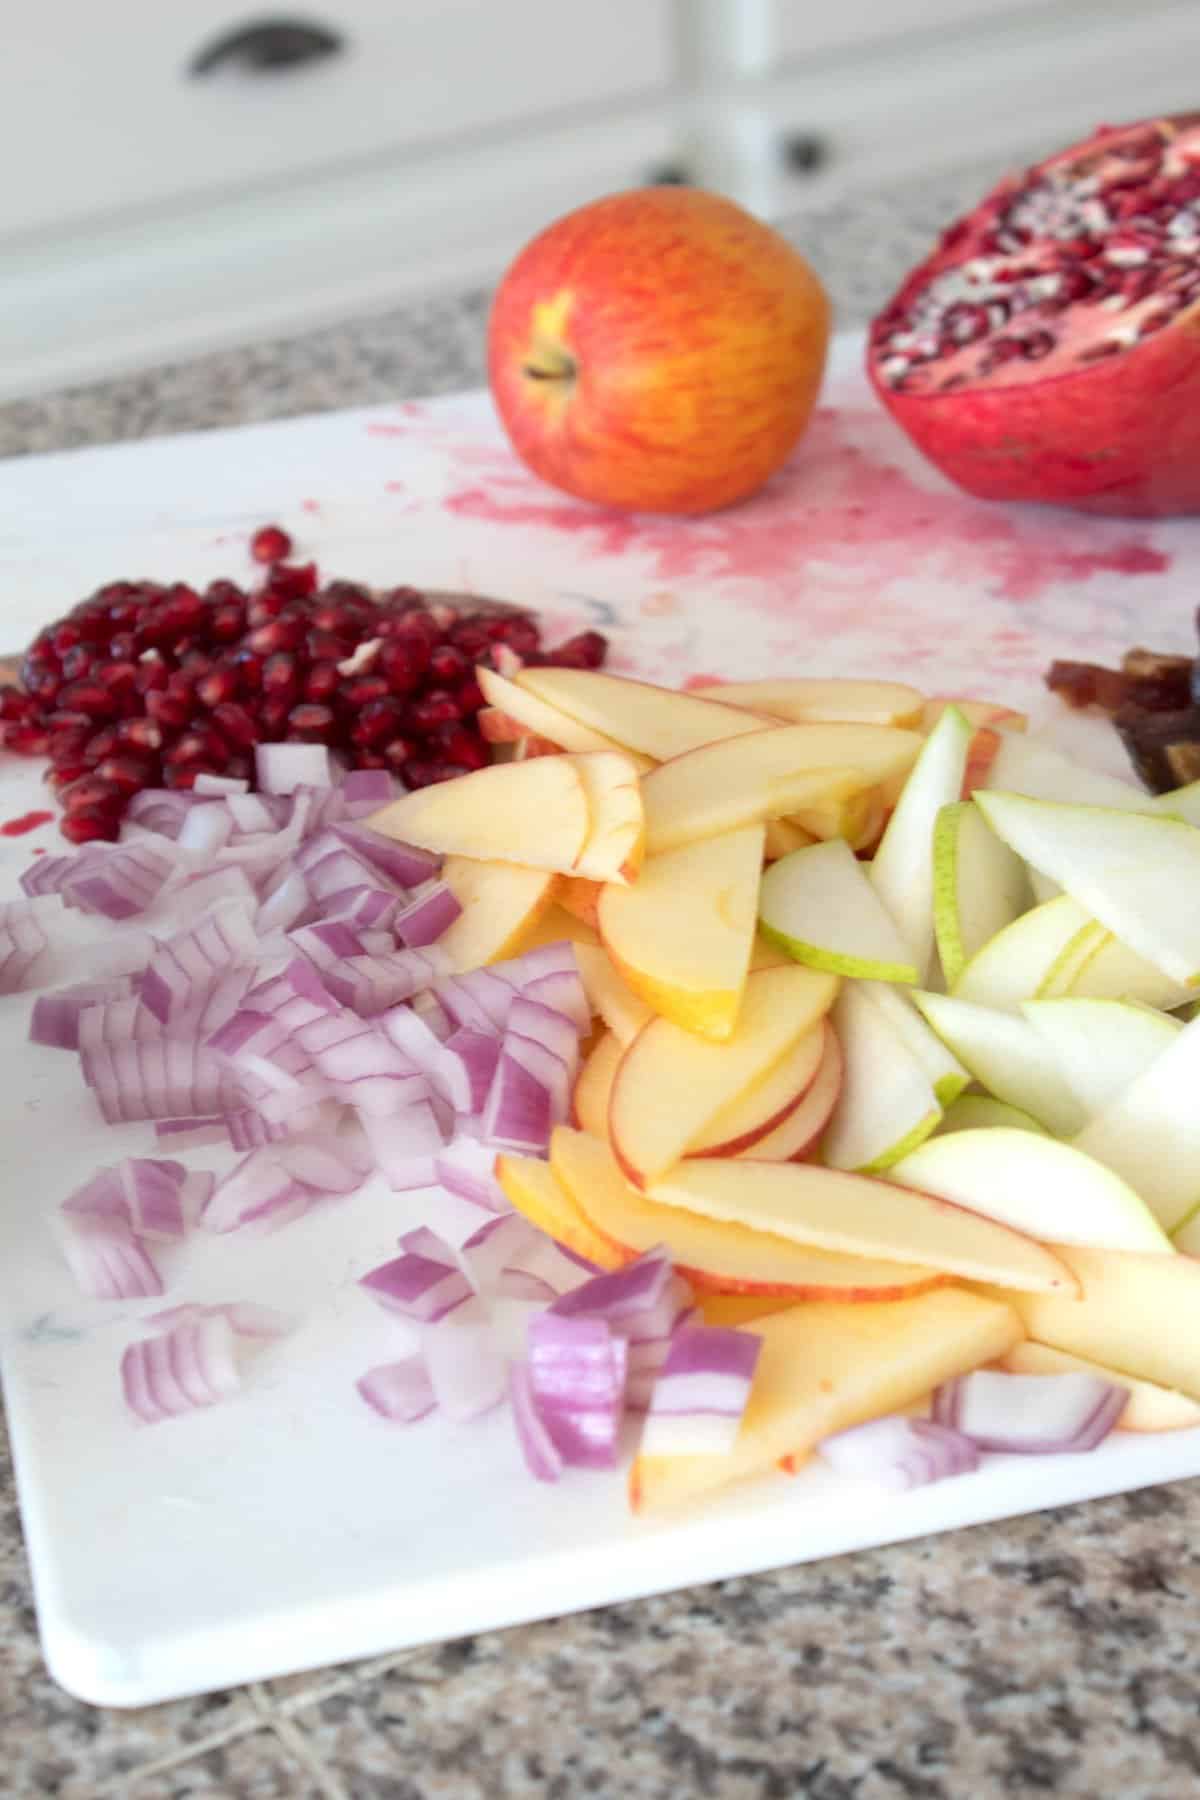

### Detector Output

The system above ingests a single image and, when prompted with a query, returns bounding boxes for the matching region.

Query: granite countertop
[4,160,1200,1800]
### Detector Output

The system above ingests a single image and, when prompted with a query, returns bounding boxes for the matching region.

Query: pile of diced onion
[10,741,1130,1491]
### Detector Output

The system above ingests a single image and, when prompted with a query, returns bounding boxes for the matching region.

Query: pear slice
[984,732,1161,811]
[855,980,968,1107]
[821,982,942,1172]
[705,677,924,727]
[1070,1012,1200,1231]
[869,704,973,982]
[641,722,921,854]
[1022,998,1182,1116]
[597,825,764,1040]
[937,1095,1048,1135]
[1000,1341,1200,1433]
[951,894,1094,1010]
[912,990,1085,1137]
[513,667,765,760]
[1155,779,1200,827]
[975,792,1200,989]
[646,1156,1076,1293]
[886,1128,1171,1254]
[1052,924,1194,1010]
[932,800,1031,989]
[758,837,919,983]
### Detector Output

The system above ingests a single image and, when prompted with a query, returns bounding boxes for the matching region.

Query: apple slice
[1021,997,1182,1116]
[369,755,590,870]
[1000,1244,1200,1398]
[951,893,1094,1009]
[513,667,766,760]
[495,1149,630,1271]
[597,824,764,1040]
[476,664,654,768]
[628,1288,1021,1514]
[932,800,1031,990]
[572,751,645,883]
[647,1156,1075,1292]
[687,1023,826,1156]
[733,1023,842,1161]
[869,704,973,983]
[999,1341,1200,1433]
[703,677,924,728]
[763,817,817,861]
[437,858,559,970]
[641,722,922,854]
[573,1029,623,1136]
[854,980,968,1107]
[1069,1012,1200,1232]
[912,990,1086,1136]
[556,877,603,931]
[821,982,941,1172]
[550,1127,944,1299]
[513,901,599,956]
[937,1095,1047,1135]
[759,837,919,983]
[698,1295,797,1327]
[975,791,1200,989]
[886,1128,1171,1253]
[983,732,1160,811]
[573,943,654,1045]
[607,963,838,1186]
[921,698,1028,735]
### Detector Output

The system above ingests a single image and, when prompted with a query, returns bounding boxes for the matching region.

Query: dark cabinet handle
[780,133,830,175]
[188,18,345,77]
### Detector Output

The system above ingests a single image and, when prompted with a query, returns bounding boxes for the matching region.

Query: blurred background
[4,0,1200,405]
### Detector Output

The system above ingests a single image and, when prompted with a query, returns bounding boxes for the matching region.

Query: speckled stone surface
[3,159,1200,1797]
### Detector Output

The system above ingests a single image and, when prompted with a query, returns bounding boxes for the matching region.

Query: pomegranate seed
[439,726,489,770]
[22,664,61,703]
[82,727,120,765]
[405,759,459,788]
[341,675,390,709]
[162,764,202,791]
[62,806,121,844]
[486,615,541,656]
[351,698,407,747]
[266,563,318,601]
[381,736,415,771]
[234,651,265,694]
[59,679,116,717]
[51,622,83,655]
[262,653,300,700]
[148,584,207,645]
[164,730,220,767]
[450,623,491,660]
[61,774,124,814]
[135,659,169,695]
[409,690,462,732]
[247,590,288,626]
[212,703,260,751]
[45,712,93,759]
[0,687,35,722]
[428,644,470,683]
[146,690,194,731]
[304,662,341,703]
[3,724,50,754]
[545,631,607,670]
[456,676,485,715]
[349,750,390,770]
[209,598,247,641]
[307,628,348,662]
[251,524,293,565]
[96,754,158,793]
[287,703,336,740]
[47,761,90,790]
[98,660,139,698]
[379,639,429,691]
[258,697,292,737]
[249,617,304,656]
[195,666,240,709]
[116,717,164,751]
[388,609,441,646]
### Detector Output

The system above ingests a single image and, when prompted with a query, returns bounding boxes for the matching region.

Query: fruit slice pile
[365,663,1200,1511]
[0,530,607,844]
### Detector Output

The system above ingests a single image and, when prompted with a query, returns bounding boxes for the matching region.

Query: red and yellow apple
[487,188,831,516]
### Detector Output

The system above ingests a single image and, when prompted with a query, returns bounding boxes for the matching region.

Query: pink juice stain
[441,406,1169,603]
[1,810,53,838]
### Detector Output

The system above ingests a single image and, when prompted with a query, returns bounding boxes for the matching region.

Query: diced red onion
[82,1036,236,1124]
[399,1224,456,1261]
[60,842,175,920]
[274,1137,367,1196]
[523,968,591,1036]
[480,1046,553,1154]
[509,1360,562,1482]
[639,1325,761,1458]
[121,1313,241,1423]
[117,1157,190,1239]
[255,868,312,935]
[459,1214,541,1295]
[359,1249,473,1322]
[30,976,136,1050]
[500,1030,571,1129]
[20,852,80,899]
[59,1214,163,1301]
[421,1298,507,1422]
[255,742,332,794]
[551,1248,686,1347]
[527,1314,628,1468]
[434,1140,510,1214]
[393,880,461,948]
[357,1356,437,1423]
[226,793,281,836]
[360,1100,444,1189]
[330,823,438,891]
[932,1370,1129,1453]
[193,773,250,797]
[316,884,401,934]
[287,920,365,970]
[819,1416,981,1490]
[140,900,260,1024]
[439,1027,501,1118]
[60,1167,126,1223]
[125,788,207,840]
[323,946,449,1017]
[166,866,261,929]
[201,1150,313,1233]
[340,770,400,817]
[176,804,234,857]
[154,1117,229,1148]
[0,901,50,993]
[435,968,514,1034]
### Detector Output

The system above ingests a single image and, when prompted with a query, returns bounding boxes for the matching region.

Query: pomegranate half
[867,115,1200,516]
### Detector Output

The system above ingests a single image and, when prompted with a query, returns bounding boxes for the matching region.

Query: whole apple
[487,188,831,516]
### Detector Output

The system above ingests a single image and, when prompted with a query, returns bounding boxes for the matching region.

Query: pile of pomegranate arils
[0,526,606,844]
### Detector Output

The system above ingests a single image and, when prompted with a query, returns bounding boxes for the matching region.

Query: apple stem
[522,347,577,385]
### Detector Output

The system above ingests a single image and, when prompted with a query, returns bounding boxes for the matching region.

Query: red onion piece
[433,1141,510,1214]
[393,880,462,948]
[527,1314,628,1468]
[176,805,234,857]
[357,1356,437,1423]
[421,1298,507,1422]
[255,743,333,794]
[329,823,438,891]
[60,1167,127,1223]
[639,1325,761,1458]
[439,1027,501,1118]
[819,1416,981,1490]
[140,900,260,1025]
[0,901,50,994]
[316,884,401,934]
[154,1117,229,1148]
[399,1224,456,1261]
[201,1150,314,1233]
[523,968,591,1036]
[340,770,399,817]
[460,1214,541,1295]
[193,774,250,797]
[509,1360,563,1483]
[121,1313,241,1423]
[359,1249,472,1322]
[480,1047,553,1155]
[30,976,136,1050]
[117,1158,188,1240]
[360,1099,444,1189]
[60,843,175,920]
[932,1370,1129,1453]
[59,1215,164,1301]
[256,869,312,935]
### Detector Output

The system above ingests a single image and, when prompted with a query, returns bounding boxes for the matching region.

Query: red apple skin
[487,188,831,516]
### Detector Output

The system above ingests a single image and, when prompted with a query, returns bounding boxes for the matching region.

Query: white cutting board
[3,334,1200,1709]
